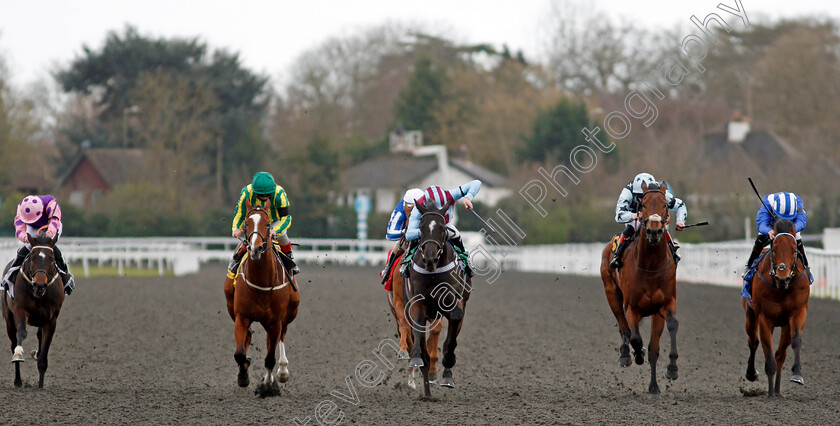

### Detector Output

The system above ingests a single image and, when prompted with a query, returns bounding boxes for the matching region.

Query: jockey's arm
[615,188,635,223]
[385,203,407,241]
[231,187,249,233]
[756,207,774,236]
[46,199,62,237]
[671,197,687,226]
[13,212,27,243]
[404,208,421,241]
[270,188,291,237]
[794,211,808,234]
[448,180,482,204]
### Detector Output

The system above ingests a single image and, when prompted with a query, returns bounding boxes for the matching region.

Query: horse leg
[276,323,290,383]
[427,319,442,382]
[625,307,644,366]
[743,300,759,382]
[601,266,631,367]
[665,307,679,381]
[440,315,462,389]
[261,322,280,389]
[774,324,791,397]
[4,307,21,388]
[223,276,235,322]
[392,276,411,360]
[789,308,807,386]
[647,314,665,394]
[757,315,776,398]
[36,319,57,388]
[233,316,253,387]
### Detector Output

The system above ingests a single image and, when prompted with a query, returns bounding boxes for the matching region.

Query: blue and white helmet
[631,173,656,194]
[767,192,798,220]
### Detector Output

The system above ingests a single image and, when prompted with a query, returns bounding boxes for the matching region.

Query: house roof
[341,154,508,190]
[56,148,147,189]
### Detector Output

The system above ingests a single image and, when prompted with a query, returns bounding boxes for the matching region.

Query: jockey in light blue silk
[743,192,812,283]
[404,180,482,277]
[609,173,687,269]
[379,188,424,285]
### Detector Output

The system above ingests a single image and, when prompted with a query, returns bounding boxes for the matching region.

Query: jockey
[228,171,299,276]
[610,173,687,269]
[380,188,424,285]
[404,180,482,277]
[1,195,75,296]
[743,192,812,283]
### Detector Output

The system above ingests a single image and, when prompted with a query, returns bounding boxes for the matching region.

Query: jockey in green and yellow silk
[228,171,300,276]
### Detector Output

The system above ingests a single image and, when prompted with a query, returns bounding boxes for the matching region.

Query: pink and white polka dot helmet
[17,196,44,224]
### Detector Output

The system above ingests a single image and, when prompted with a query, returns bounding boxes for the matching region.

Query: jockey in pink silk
[2,195,75,296]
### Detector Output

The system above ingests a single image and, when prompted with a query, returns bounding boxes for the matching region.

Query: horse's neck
[633,236,669,269]
[244,253,277,283]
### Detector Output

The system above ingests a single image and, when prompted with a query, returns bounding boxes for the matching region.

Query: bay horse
[599,181,679,394]
[1,229,65,388]
[406,199,471,397]
[223,207,299,393]
[742,218,809,397]
[385,251,442,388]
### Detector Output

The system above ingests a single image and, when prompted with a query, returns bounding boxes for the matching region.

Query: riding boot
[281,251,300,276]
[667,239,681,264]
[450,236,474,277]
[228,242,247,277]
[401,240,418,278]
[797,240,813,284]
[610,236,629,269]
[2,246,29,291]
[743,234,771,278]
[381,249,401,285]
[53,246,75,295]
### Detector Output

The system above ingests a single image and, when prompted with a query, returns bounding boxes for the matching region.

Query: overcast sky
[0,0,835,88]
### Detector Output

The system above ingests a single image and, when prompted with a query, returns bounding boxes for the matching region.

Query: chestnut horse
[223,207,299,392]
[599,181,679,394]
[1,230,65,388]
[406,199,471,397]
[742,218,808,397]
[385,253,442,388]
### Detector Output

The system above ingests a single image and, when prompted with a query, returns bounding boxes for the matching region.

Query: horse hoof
[237,371,250,388]
[398,350,410,360]
[634,353,645,366]
[746,371,758,382]
[440,377,455,388]
[790,375,804,385]
[648,384,660,394]
[619,356,631,368]
[11,346,24,363]
[428,372,436,382]
[277,369,290,384]
[409,357,424,368]
[14,379,22,388]
[665,367,678,381]
[30,350,38,359]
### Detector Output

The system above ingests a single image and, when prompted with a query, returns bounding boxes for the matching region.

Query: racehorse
[385,253,442,388]
[599,181,679,394]
[742,218,809,397]
[406,199,471,397]
[223,207,299,393]
[1,229,65,388]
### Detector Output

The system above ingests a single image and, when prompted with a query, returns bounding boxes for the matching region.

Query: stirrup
[609,255,621,269]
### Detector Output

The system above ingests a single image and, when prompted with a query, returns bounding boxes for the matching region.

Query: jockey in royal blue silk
[743,192,813,283]
[379,188,424,285]
[609,173,687,269]
[404,180,482,277]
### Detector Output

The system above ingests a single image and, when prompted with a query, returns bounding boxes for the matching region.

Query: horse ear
[27,233,36,247]
[661,181,668,193]
[416,199,428,215]
[50,232,59,246]
[641,181,648,192]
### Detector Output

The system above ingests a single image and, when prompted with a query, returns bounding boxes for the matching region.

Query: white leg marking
[277,341,290,383]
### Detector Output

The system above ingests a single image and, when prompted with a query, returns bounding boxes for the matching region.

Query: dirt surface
[1,263,839,425]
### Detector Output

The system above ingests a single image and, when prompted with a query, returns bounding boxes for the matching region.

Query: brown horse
[742,218,808,397]
[223,207,299,393]
[1,230,65,388]
[385,253,442,388]
[599,181,679,394]
[406,199,471,397]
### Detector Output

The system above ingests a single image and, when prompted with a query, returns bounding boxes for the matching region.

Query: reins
[20,245,61,289]
[238,207,288,292]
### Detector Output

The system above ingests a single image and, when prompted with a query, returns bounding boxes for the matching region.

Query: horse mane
[646,182,661,191]
[31,230,54,246]
[774,218,795,234]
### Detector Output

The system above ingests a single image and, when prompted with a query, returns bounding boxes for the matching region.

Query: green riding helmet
[251,171,277,195]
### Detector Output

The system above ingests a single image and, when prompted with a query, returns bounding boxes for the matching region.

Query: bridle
[768,232,801,287]
[418,211,447,263]
[244,207,270,255]
[20,245,60,292]
[238,207,288,292]
[637,189,670,233]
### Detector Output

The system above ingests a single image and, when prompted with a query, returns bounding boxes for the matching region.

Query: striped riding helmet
[767,192,798,220]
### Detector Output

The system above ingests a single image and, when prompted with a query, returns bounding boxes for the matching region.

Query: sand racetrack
[1,263,839,425]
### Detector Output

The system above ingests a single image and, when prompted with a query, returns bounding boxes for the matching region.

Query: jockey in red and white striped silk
[2,195,75,296]
[404,180,482,277]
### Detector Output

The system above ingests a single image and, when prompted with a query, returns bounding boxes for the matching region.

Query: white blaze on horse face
[648,214,662,223]
[428,221,436,235]
[38,252,46,260]
[249,213,263,246]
